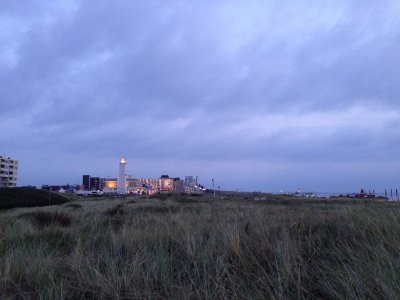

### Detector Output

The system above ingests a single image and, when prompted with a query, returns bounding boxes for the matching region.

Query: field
[1,193,400,299]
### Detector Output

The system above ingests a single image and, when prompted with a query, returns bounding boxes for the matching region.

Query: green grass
[0,193,399,299]
[0,187,68,209]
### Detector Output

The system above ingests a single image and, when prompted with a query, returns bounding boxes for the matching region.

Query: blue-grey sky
[1,1,399,193]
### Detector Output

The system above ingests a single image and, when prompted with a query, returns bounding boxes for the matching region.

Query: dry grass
[19,211,72,228]
[0,187,68,209]
[0,195,400,299]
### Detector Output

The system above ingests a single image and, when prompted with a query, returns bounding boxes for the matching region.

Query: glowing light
[105,180,117,188]
[120,156,126,164]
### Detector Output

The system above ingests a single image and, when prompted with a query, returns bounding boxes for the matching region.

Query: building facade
[184,175,197,193]
[0,155,18,187]
[90,177,104,191]
[173,177,184,193]
[160,175,174,192]
[82,175,91,190]
[82,175,104,190]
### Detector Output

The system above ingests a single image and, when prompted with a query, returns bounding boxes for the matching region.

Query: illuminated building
[137,178,160,188]
[0,155,18,187]
[82,175,104,190]
[160,175,174,192]
[103,178,159,194]
[90,177,104,190]
[91,176,201,194]
[81,157,202,195]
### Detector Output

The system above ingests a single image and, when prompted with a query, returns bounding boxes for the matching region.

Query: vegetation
[0,187,68,209]
[0,193,400,299]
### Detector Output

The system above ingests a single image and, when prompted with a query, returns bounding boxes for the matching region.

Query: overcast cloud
[1,0,399,192]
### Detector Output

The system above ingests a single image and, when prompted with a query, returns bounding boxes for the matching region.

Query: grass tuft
[65,203,82,209]
[104,204,124,216]
[19,211,72,228]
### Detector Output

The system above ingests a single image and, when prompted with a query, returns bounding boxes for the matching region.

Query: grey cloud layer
[1,1,399,190]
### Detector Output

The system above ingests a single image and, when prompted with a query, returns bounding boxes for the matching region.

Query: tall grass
[0,187,68,209]
[1,195,400,299]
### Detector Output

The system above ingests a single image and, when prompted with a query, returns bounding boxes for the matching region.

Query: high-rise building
[184,176,196,187]
[118,157,127,194]
[184,175,197,192]
[173,177,184,193]
[90,177,104,191]
[0,155,18,188]
[82,175,91,190]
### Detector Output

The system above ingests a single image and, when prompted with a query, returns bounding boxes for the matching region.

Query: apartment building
[173,177,184,193]
[0,155,18,187]
[160,175,174,192]
[81,175,105,190]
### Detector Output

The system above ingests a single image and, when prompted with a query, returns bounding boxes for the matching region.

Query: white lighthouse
[118,156,127,194]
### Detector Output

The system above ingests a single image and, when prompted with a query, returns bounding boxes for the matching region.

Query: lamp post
[212,179,215,198]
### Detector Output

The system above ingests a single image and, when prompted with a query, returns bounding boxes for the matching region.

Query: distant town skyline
[1,1,399,193]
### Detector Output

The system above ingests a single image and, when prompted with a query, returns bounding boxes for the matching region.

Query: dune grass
[0,187,68,209]
[0,194,400,299]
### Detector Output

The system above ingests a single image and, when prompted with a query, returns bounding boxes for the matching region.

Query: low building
[103,178,159,194]
[103,178,118,193]
[42,184,78,193]
[0,155,18,187]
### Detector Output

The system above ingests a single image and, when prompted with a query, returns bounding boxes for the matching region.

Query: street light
[212,179,215,198]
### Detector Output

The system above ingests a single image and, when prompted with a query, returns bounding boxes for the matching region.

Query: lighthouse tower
[118,156,127,194]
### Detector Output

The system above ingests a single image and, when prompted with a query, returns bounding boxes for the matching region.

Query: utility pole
[212,179,215,198]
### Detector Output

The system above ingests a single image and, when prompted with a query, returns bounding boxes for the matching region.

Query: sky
[1,1,400,193]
